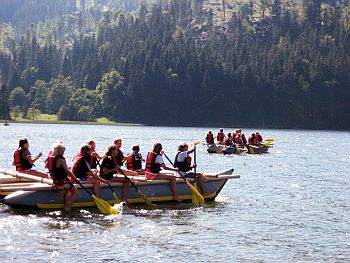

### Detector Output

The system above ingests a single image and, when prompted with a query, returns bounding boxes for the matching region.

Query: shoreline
[0,119,143,126]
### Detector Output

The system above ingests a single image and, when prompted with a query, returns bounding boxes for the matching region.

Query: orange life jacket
[217,132,224,141]
[126,153,142,171]
[145,152,161,173]
[47,154,67,182]
[13,148,32,171]
[206,133,214,144]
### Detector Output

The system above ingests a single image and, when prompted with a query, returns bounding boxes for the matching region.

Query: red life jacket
[48,154,67,182]
[126,153,142,171]
[145,152,161,173]
[225,137,233,145]
[47,153,56,176]
[174,152,192,172]
[13,148,32,171]
[71,152,90,179]
[248,136,255,145]
[255,134,262,142]
[217,132,224,141]
[206,133,214,144]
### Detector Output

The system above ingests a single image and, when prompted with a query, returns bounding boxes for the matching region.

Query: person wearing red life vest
[174,143,208,195]
[47,142,78,211]
[248,133,256,145]
[145,143,181,202]
[125,144,145,175]
[217,128,225,144]
[71,144,107,197]
[205,131,214,145]
[225,133,234,146]
[113,138,138,176]
[13,138,48,178]
[99,145,130,201]
[255,132,263,144]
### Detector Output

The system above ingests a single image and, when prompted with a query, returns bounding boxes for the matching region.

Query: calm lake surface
[0,123,349,262]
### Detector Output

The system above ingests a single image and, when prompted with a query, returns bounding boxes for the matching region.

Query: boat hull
[2,169,239,209]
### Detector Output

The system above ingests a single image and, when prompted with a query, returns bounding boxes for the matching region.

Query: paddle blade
[191,182,201,205]
[92,195,119,215]
[137,190,155,207]
[265,138,275,142]
[186,181,205,204]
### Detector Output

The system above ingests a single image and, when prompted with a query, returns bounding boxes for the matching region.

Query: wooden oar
[163,153,205,205]
[118,168,155,207]
[0,169,53,184]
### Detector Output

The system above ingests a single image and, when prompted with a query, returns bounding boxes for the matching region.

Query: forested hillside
[0,0,349,129]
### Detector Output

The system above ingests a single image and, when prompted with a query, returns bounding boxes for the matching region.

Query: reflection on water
[0,124,350,262]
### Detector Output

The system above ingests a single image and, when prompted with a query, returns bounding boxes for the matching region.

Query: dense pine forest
[0,0,349,129]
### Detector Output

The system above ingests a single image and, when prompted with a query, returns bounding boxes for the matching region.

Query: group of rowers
[205,128,264,147]
[13,138,208,210]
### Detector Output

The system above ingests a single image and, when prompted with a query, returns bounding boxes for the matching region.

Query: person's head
[242,134,245,137]
[251,133,255,136]
[256,132,259,134]
[227,133,231,137]
[132,144,140,152]
[177,143,187,152]
[104,145,117,157]
[152,143,162,153]
[220,128,223,132]
[208,131,212,134]
[80,144,91,154]
[19,138,28,148]
[86,139,96,149]
[53,143,66,155]
[114,138,122,148]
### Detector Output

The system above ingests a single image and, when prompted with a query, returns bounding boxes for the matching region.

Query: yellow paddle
[164,153,205,205]
[118,168,155,207]
[83,160,119,214]
[73,175,119,215]
[265,138,275,142]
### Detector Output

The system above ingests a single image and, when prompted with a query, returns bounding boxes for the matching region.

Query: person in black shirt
[100,145,130,201]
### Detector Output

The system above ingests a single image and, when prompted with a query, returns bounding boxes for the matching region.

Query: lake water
[0,123,349,262]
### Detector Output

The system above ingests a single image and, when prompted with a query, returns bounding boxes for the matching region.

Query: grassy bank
[2,114,142,126]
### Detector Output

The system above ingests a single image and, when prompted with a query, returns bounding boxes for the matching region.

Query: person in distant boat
[113,138,138,176]
[255,132,263,144]
[225,133,234,146]
[125,144,145,175]
[241,134,248,146]
[217,128,225,144]
[47,142,78,211]
[145,143,181,202]
[71,144,106,197]
[248,133,256,145]
[87,139,102,169]
[205,131,214,145]
[100,145,130,201]
[174,143,208,195]
[13,138,48,178]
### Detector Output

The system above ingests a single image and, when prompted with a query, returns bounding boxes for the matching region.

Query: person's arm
[160,162,178,172]
[26,151,43,164]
